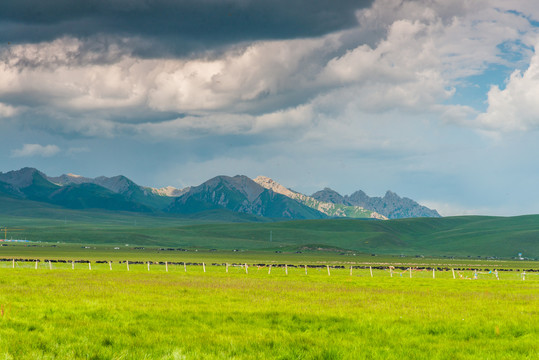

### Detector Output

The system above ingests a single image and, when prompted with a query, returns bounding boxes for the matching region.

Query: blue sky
[2,0,539,216]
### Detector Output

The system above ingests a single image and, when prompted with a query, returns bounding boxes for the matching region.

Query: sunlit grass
[0,266,537,359]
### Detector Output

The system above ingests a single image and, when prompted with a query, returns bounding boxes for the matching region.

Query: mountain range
[0,168,440,220]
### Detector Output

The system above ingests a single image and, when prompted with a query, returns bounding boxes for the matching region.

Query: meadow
[2,210,539,258]
[0,262,537,359]
[1,209,538,359]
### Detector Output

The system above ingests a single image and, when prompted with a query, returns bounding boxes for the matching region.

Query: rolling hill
[1,195,537,258]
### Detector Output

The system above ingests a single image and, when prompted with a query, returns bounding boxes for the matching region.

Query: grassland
[1,243,538,273]
[2,206,539,258]
[0,264,537,360]
[2,201,538,359]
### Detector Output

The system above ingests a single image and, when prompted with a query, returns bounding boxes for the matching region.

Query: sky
[2,0,539,216]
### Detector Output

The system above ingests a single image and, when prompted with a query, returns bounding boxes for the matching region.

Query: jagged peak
[0,167,47,188]
[384,190,399,198]
[195,174,264,203]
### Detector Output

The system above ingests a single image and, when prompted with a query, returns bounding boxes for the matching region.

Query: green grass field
[2,211,539,258]
[0,265,537,359]
[1,208,538,359]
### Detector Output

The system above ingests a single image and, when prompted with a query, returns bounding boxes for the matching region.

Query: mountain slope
[167,175,327,220]
[1,168,440,221]
[47,183,154,212]
[311,188,440,219]
[0,167,61,202]
[254,176,387,219]
[48,173,174,210]
[0,168,154,212]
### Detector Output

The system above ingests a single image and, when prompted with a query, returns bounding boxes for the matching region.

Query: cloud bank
[1,0,537,141]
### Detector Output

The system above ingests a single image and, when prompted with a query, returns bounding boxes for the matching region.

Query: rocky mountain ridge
[253,176,387,220]
[311,188,441,219]
[0,168,440,220]
[167,175,326,220]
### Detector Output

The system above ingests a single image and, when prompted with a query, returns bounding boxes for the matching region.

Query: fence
[0,258,536,281]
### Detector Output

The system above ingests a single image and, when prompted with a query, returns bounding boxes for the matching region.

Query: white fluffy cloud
[11,144,61,158]
[477,43,539,131]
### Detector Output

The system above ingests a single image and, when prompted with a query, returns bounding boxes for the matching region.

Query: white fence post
[285,264,288,275]
[49,260,52,270]
[165,261,168,272]
[409,267,412,278]
[305,264,308,275]
[452,268,455,279]
[370,266,373,278]
[127,260,130,271]
[327,265,331,276]
[88,262,91,271]
[268,264,272,274]
[109,261,112,271]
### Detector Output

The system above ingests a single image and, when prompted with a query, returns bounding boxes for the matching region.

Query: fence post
[285,264,288,275]
[350,266,353,276]
[72,260,74,270]
[245,263,248,274]
[409,267,412,278]
[433,268,435,279]
[49,260,52,270]
[268,264,272,274]
[12,259,15,269]
[88,262,92,271]
[147,262,150,271]
[184,262,186,272]
[203,262,206,273]
[127,260,130,271]
[165,261,168,272]
[109,261,112,271]
[226,263,228,273]
[390,267,393,277]
[305,264,308,275]
[327,265,331,276]
[35,260,38,270]
[370,266,373,278]
[452,268,455,279]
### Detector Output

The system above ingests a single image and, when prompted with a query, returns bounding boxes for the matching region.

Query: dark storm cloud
[1,0,373,56]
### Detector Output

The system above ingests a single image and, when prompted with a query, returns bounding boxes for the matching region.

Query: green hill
[1,199,538,258]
